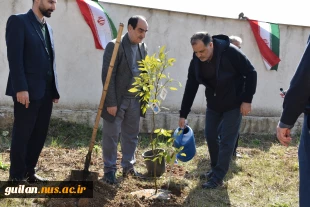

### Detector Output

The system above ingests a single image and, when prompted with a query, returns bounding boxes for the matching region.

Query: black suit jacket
[5,9,60,100]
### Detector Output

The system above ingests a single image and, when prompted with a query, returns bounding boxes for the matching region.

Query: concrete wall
[0,0,309,133]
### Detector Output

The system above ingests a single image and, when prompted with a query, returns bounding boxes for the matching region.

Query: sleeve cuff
[241,95,253,103]
[278,121,294,129]
[179,110,189,119]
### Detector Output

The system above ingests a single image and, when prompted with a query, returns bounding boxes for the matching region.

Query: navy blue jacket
[281,40,310,126]
[5,9,60,100]
[180,35,257,118]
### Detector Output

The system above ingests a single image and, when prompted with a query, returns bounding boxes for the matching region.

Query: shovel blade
[70,170,99,181]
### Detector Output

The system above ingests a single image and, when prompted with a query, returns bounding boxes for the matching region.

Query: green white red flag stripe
[76,0,117,50]
[248,19,281,70]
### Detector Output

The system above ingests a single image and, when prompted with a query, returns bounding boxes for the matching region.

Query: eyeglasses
[137,28,148,33]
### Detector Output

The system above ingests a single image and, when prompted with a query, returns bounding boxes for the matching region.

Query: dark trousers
[218,123,240,156]
[9,91,53,179]
[299,114,310,207]
[205,108,242,181]
[102,98,140,173]
[233,135,239,156]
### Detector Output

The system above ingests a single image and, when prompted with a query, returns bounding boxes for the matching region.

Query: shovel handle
[88,23,124,153]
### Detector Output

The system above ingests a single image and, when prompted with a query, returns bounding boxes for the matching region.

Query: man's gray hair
[229,36,242,44]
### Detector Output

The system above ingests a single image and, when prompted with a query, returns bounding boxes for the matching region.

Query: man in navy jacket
[5,0,59,181]
[179,32,257,189]
[277,38,310,207]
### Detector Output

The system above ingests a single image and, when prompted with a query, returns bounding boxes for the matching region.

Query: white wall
[1,0,310,117]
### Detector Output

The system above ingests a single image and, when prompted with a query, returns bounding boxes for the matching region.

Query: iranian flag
[76,0,117,50]
[248,19,281,70]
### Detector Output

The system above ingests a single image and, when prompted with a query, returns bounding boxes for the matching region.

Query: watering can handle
[177,128,184,136]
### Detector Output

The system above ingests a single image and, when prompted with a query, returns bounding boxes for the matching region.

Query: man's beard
[39,7,53,18]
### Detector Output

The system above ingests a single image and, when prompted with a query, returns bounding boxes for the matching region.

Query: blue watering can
[173,126,196,162]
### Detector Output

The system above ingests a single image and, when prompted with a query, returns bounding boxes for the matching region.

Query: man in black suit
[5,0,59,181]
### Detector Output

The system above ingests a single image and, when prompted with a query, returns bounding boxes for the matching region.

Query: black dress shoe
[26,174,48,182]
[103,171,117,185]
[202,178,223,189]
[200,171,214,180]
[122,168,143,179]
[8,177,27,182]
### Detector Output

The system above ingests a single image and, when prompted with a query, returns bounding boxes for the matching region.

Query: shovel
[70,23,124,181]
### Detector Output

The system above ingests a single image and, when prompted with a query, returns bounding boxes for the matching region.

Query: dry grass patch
[0,119,299,207]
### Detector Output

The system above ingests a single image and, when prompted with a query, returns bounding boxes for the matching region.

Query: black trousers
[206,108,242,181]
[232,134,239,156]
[218,125,240,156]
[9,91,53,179]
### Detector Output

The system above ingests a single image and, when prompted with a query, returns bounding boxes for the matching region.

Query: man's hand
[16,91,30,108]
[53,99,59,103]
[240,102,251,116]
[179,118,186,129]
[276,125,292,147]
[107,106,117,117]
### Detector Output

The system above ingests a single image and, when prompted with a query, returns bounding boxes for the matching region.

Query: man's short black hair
[128,15,147,29]
[190,32,212,46]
